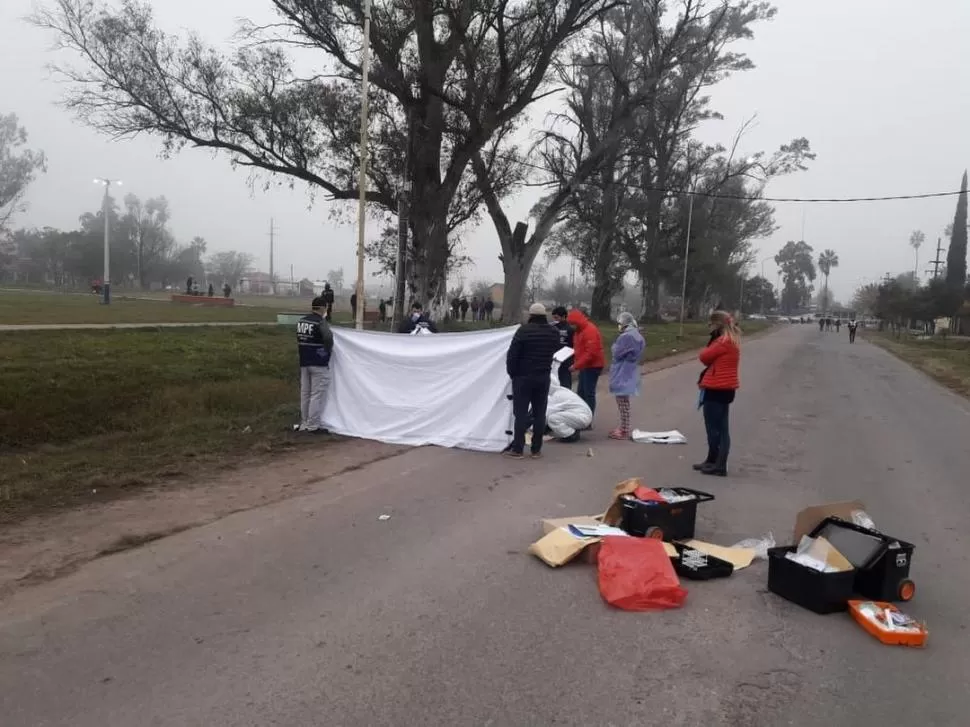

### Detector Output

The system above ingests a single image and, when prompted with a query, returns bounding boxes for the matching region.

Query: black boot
[702,452,728,477]
[693,450,717,471]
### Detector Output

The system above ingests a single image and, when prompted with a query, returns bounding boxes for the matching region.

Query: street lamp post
[354,0,373,331]
[94,178,121,305]
[760,255,774,315]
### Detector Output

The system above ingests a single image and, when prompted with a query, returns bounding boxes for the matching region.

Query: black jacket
[506,316,561,379]
[297,313,334,367]
[322,288,335,305]
[398,314,438,334]
[552,320,574,368]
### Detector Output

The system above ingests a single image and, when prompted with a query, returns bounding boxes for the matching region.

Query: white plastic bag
[731,532,776,561]
[851,510,876,530]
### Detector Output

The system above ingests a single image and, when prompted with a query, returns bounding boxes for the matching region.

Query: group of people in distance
[450,295,495,322]
[293,294,743,476]
[817,315,859,342]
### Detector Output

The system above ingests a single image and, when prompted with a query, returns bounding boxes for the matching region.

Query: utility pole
[677,191,695,339]
[926,237,946,279]
[393,103,414,330]
[269,218,276,295]
[354,0,373,331]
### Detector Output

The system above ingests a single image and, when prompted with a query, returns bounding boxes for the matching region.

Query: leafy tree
[909,229,925,281]
[35,0,619,310]
[852,283,880,315]
[207,250,253,287]
[0,113,47,231]
[945,171,968,305]
[548,275,573,305]
[326,268,345,295]
[741,274,776,314]
[123,194,174,288]
[774,240,815,313]
[817,248,839,313]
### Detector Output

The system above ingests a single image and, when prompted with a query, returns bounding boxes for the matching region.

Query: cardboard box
[793,500,865,543]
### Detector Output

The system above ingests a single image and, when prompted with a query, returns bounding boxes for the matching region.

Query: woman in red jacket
[694,310,741,477]
[566,309,606,418]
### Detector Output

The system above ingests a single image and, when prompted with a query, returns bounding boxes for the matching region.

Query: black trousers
[511,375,549,454]
[557,363,573,390]
[702,398,732,468]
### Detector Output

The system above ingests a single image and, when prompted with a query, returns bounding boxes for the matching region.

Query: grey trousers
[300,366,332,431]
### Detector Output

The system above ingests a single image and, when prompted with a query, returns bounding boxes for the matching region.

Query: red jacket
[699,335,740,390]
[566,310,606,370]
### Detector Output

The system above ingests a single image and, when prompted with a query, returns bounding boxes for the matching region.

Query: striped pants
[616,395,631,432]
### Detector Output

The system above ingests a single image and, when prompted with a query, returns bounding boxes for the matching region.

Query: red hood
[566,309,590,331]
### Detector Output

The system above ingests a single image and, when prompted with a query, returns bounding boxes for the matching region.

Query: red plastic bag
[633,486,664,503]
[597,536,687,611]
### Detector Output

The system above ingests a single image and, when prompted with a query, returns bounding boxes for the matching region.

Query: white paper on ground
[567,523,630,538]
[322,326,517,452]
[631,429,688,444]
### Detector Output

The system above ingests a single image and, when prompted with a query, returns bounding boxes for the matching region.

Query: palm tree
[909,230,925,283]
[817,249,839,313]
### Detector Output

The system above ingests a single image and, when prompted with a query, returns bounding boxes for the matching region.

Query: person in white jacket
[545,361,593,442]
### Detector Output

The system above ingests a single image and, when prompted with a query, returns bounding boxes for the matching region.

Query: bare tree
[207,250,254,287]
[34,0,619,309]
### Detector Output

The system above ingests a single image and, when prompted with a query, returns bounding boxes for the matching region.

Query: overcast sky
[4,0,969,301]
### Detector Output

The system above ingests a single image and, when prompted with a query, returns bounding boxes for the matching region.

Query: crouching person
[297,296,334,433]
[546,364,593,442]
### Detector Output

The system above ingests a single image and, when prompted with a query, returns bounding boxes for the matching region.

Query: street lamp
[354,0,373,331]
[93,178,122,305]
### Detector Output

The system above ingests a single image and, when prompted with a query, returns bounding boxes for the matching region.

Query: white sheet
[322,326,517,452]
[631,429,688,444]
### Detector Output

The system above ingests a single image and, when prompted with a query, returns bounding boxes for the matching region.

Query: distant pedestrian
[835,319,841,333]
[350,291,358,319]
[223,283,232,298]
[818,317,825,332]
[608,312,645,440]
[460,297,469,322]
[505,303,560,459]
[379,298,387,323]
[296,297,334,433]
[484,298,495,322]
[451,296,461,320]
[567,309,606,420]
[848,320,858,343]
[470,297,480,322]
[550,306,574,389]
[207,283,214,297]
[694,311,741,477]
[322,282,335,320]
[186,276,193,295]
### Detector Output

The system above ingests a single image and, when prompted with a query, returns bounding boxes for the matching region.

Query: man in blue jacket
[297,297,335,433]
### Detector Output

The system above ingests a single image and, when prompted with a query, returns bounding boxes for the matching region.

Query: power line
[507,154,966,204]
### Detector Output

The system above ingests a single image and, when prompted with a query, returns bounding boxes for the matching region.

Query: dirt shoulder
[0,438,406,600]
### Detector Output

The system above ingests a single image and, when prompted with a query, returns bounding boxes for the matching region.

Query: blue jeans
[702,398,731,468]
[577,368,602,417]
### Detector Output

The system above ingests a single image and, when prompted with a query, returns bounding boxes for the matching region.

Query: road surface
[2,325,968,726]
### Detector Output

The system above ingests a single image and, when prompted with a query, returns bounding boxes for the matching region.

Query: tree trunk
[408,211,449,312]
[499,222,536,323]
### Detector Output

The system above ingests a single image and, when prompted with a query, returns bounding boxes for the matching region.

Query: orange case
[848,600,928,648]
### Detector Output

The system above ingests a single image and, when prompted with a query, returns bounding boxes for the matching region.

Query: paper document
[567,524,630,539]
[553,346,574,363]
[631,429,687,445]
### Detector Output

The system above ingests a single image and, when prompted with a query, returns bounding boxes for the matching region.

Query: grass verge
[866,331,970,398]
[0,289,283,324]
[0,319,769,523]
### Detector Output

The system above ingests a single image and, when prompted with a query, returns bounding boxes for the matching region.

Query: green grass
[866,331,970,398]
[0,290,285,324]
[0,319,769,523]
[0,326,310,522]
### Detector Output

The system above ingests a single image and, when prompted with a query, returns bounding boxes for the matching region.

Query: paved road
[2,326,968,726]
[0,321,277,331]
